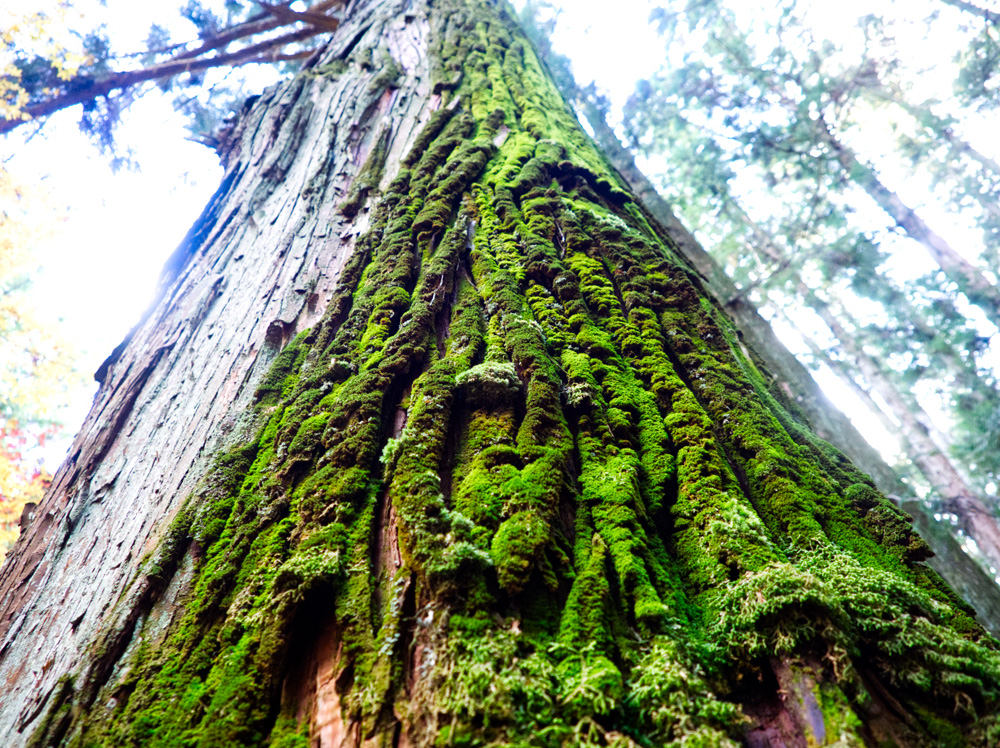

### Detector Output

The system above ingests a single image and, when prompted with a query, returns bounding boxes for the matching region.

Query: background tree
[1,2,90,122]
[621,0,1000,586]
[949,0,1000,110]
[3,1,1000,747]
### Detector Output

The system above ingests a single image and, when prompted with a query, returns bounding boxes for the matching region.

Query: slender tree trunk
[939,0,1000,25]
[871,81,1000,178]
[780,307,905,440]
[809,294,1000,575]
[903,499,1000,638]
[805,294,956,454]
[940,129,1000,180]
[2,2,999,747]
[814,116,1000,331]
[779,303,1000,632]
[790,303,953,463]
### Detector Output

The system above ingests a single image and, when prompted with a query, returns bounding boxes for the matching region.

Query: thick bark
[0,0,437,739]
[2,2,1000,747]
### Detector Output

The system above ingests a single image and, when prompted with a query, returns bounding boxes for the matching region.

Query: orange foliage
[0,420,52,556]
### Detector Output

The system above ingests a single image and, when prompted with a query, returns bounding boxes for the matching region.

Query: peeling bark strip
[2,1,1000,747]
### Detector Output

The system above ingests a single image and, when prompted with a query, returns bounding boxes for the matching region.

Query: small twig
[256,1,342,31]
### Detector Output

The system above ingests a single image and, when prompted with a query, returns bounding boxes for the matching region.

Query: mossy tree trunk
[582,103,1000,639]
[2,1,1000,747]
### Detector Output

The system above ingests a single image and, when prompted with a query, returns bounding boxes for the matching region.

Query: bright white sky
[3,0,996,477]
[4,0,281,462]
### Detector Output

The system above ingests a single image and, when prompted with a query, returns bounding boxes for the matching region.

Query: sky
[6,93,225,460]
[3,0,997,476]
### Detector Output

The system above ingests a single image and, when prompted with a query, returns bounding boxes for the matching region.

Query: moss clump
[625,639,743,747]
[490,508,548,592]
[455,361,522,406]
[708,550,1000,709]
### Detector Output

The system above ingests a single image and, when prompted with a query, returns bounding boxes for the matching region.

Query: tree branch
[939,0,1000,26]
[0,1,344,135]
[256,1,343,32]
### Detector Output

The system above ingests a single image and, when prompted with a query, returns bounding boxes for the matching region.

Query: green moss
[625,639,743,746]
[266,715,311,748]
[26,676,75,748]
[559,533,612,648]
[491,508,549,592]
[368,49,402,94]
[913,705,969,748]
[705,550,1000,715]
[253,332,310,407]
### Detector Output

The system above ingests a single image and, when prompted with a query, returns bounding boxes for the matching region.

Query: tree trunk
[869,80,1000,179]
[2,2,1000,747]
[940,0,1000,26]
